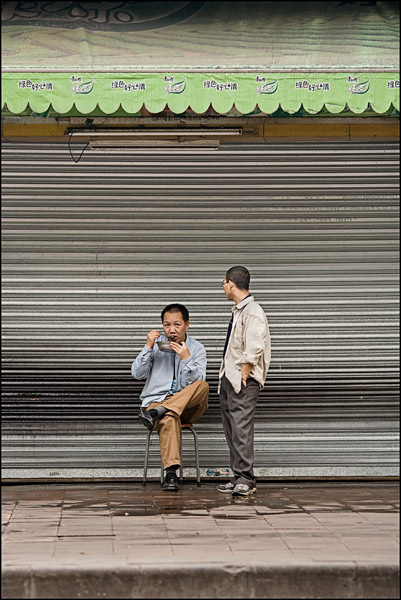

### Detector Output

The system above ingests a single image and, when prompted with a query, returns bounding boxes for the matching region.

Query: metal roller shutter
[1,141,399,479]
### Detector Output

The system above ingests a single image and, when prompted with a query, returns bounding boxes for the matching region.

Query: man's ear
[185,320,190,330]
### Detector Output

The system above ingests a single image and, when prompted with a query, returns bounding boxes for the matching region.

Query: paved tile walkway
[1,481,399,598]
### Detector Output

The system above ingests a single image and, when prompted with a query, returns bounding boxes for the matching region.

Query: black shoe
[138,409,158,431]
[162,471,180,492]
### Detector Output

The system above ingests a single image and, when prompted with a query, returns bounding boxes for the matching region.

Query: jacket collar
[232,294,254,312]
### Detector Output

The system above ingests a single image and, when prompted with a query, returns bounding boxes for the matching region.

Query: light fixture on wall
[68,128,242,138]
[66,128,241,160]
[89,140,221,152]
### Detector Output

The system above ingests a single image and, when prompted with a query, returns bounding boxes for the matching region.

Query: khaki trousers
[146,380,209,469]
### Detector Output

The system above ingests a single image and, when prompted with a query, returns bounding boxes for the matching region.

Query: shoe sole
[138,414,155,431]
[217,487,235,494]
[162,486,180,492]
[232,488,256,497]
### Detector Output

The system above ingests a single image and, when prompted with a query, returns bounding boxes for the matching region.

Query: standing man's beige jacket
[219,295,271,394]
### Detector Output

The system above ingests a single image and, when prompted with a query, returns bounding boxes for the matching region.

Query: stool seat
[142,422,201,487]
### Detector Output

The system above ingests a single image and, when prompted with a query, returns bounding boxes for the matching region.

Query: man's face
[162,311,189,344]
[222,278,234,301]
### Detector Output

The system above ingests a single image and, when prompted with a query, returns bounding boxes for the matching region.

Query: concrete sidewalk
[1,481,399,599]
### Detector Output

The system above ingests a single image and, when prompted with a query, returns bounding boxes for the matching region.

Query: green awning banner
[2,1,399,115]
[2,71,399,115]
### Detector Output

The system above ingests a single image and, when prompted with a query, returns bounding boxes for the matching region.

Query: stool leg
[143,430,152,486]
[157,429,165,488]
[191,428,201,487]
[179,429,184,483]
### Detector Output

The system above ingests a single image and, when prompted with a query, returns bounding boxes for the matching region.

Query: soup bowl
[157,340,175,353]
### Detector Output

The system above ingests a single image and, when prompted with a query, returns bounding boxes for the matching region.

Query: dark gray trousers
[219,374,260,487]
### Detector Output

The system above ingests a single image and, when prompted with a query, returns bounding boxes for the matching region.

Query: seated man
[131,303,209,492]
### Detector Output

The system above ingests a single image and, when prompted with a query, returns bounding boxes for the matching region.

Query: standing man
[218,266,271,497]
[131,303,209,492]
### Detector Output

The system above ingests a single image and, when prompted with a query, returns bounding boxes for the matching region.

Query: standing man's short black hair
[161,303,189,323]
[225,266,250,291]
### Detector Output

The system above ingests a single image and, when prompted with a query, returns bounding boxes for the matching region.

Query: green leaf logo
[257,80,278,94]
[349,79,370,94]
[165,78,186,94]
[74,79,94,94]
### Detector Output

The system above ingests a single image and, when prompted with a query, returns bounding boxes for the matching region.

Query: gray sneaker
[217,482,235,493]
[232,483,256,497]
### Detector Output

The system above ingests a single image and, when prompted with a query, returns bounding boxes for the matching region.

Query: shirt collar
[232,294,253,312]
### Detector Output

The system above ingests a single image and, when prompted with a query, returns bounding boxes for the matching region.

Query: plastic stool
[142,423,201,487]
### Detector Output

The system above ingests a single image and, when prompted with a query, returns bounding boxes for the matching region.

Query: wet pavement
[1,481,399,598]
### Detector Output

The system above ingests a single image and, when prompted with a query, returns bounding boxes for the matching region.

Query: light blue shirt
[131,334,207,408]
